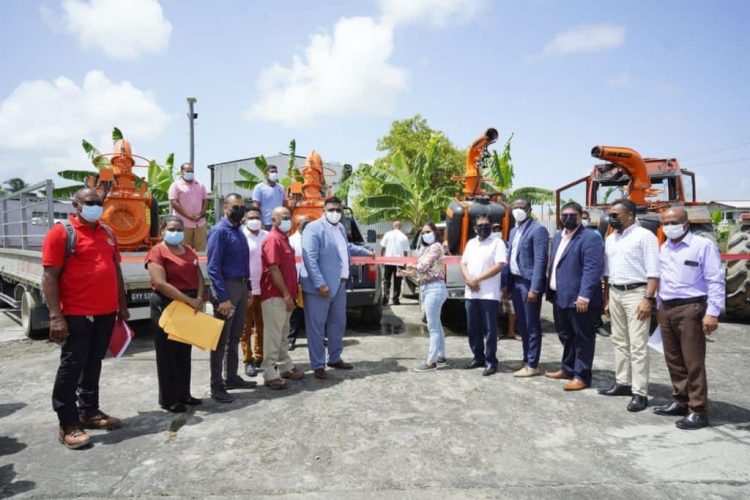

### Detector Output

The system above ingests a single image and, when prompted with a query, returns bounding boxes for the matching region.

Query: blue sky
[1,0,748,202]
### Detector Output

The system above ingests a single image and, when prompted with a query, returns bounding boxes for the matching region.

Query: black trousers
[553,303,597,385]
[52,313,116,427]
[151,292,194,407]
[383,265,402,301]
[288,306,305,341]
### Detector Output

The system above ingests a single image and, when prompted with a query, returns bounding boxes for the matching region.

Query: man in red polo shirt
[42,188,129,449]
[260,206,304,389]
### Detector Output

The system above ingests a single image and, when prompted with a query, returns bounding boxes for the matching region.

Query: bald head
[393,220,402,230]
[74,188,100,204]
[271,206,291,227]
[662,207,688,223]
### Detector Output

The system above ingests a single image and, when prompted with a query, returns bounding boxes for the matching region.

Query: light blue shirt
[251,182,286,225]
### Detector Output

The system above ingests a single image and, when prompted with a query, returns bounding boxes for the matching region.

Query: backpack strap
[57,219,77,258]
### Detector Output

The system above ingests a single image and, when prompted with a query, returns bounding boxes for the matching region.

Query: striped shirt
[603,224,660,285]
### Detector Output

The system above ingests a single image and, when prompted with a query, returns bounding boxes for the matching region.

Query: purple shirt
[658,231,724,317]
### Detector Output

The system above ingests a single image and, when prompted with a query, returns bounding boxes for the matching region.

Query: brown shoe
[314,368,327,380]
[79,412,122,430]
[264,379,287,390]
[545,369,574,380]
[281,368,304,380]
[327,360,353,370]
[58,425,92,449]
[564,379,589,391]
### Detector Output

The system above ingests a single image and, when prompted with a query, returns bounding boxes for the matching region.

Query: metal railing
[0,180,55,250]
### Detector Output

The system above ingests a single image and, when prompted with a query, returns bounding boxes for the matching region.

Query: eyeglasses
[326,208,342,213]
[82,201,103,207]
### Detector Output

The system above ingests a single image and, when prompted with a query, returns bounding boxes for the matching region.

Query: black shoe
[464,360,484,370]
[383,297,389,305]
[244,362,257,378]
[162,403,187,413]
[287,338,296,351]
[482,366,497,376]
[653,402,689,416]
[627,395,648,412]
[223,378,257,390]
[598,383,633,396]
[182,396,202,406]
[676,412,709,430]
[211,389,234,404]
[392,299,400,305]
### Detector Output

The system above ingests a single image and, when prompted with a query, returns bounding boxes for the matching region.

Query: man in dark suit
[545,202,605,390]
[502,198,549,377]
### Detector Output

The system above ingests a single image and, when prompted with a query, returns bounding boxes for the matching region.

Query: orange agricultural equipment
[286,150,334,226]
[86,138,159,250]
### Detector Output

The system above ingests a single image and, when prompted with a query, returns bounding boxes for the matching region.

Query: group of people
[40,163,724,449]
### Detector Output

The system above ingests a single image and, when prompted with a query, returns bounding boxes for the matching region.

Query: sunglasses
[326,208,342,213]
[82,201,103,207]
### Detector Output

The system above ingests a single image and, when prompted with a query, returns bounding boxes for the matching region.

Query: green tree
[4,178,28,193]
[482,133,553,205]
[234,155,268,192]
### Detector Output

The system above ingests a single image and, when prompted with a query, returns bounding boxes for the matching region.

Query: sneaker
[436,357,449,368]
[79,411,122,430]
[414,363,438,372]
[513,366,542,378]
[223,377,258,390]
[244,362,258,377]
[211,388,234,403]
[58,425,92,449]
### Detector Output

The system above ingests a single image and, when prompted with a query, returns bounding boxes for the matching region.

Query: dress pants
[183,224,207,252]
[210,279,248,391]
[240,293,264,364]
[465,298,499,368]
[288,306,305,341]
[150,292,193,407]
[52,313,116,427]
[511,276,543,368]
[657,301,709,416]
[260,298,295,382]
[303,281,347,370]
[383,265,402,302]
[609,287,650,396]
[553,303,597,385]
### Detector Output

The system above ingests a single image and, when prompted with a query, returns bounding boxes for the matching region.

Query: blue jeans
[465,299,499,368]
[421,282,447,364]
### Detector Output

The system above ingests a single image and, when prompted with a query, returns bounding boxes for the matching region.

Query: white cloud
[247,0,486,126]
[0,70,171,179]
[608,71,633,88]
[539,24,626,57]
[60,0,172,60]
[378,0,488,27]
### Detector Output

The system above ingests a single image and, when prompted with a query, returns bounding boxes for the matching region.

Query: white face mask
[326,210,342,224]
[279,219,292,233]
[663,223,687,240]
[246,219,262,231]
[268,172,278,182]
[422,232,435,245]
[581,219,590,227]
[512,208,528,223]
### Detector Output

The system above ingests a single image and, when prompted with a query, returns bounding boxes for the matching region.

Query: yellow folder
[158,300,224,351]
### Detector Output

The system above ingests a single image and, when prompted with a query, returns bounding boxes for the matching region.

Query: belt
[611,282,647,291]
[662,296,707,307]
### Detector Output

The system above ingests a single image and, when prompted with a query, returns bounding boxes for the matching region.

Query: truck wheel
[360,304,383,324]
[725,224,750,320]
[690,223,718,246]
[21,290,47,339]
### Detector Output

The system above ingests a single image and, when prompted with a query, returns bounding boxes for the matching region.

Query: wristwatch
[644,295,656,305]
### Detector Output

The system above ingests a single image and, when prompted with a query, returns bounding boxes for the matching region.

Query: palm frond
[509,186,554,204]
[53,184,85,198]
[112,127,124,142]
[57,170,97,182]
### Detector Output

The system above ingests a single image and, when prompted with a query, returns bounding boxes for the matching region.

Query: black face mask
[476,226,492,239]
[229,205,247,224]
[608,215,622,230]
[561,214,578,230]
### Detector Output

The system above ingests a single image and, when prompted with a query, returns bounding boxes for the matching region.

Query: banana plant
[234,155,268,192]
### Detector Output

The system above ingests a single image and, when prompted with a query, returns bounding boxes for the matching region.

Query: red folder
[109,320,134,359]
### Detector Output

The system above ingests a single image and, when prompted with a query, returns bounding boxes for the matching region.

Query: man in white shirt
[380,220,410,305]
[460,215,507,376]
[599,199,660,413]
[240,206,268,377]
[287,215,310,351]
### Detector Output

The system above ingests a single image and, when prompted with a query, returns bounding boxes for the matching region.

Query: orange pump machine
[287,150,335,226]
[86,139,159,250]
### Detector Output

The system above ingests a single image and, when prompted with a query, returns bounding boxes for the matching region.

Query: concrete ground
[1,299,749,499]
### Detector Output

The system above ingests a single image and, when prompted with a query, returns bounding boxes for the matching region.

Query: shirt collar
[220,217,239,229]
[270,226,288,239]
[666,229,693,248]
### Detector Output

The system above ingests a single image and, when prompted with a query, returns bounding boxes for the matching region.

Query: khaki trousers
[609,287,650,396]
[260,298,294,382]
[184,224,207,251]
[240,295,264,364]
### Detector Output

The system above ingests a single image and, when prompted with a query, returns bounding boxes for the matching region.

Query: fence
[0,181,57,250]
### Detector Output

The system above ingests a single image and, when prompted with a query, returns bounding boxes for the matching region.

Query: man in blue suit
[502,198,549,377]
[301,197,374,380]
[544,202,604,390]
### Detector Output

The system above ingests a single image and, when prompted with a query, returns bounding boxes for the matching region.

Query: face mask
[476,226,492,239]
[164,230,184,245]
[326,210,342,224]
[608,215,622,230]
[581,219,590,228]
[512,208,528,223]
[422,232,435,245]
[279,220,292,233]
[80,204,103,223]
[663,223,687,240]
[561,214,579,230]
[268,172,278,182]
[229,205,246,224]
[183,172,194,182]
[246,219,262,231]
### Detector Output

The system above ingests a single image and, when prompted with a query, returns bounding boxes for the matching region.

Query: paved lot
[1,299,749,499]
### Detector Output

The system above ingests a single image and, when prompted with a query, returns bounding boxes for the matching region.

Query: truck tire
[21,290,48,339]
[690,223,718,246]
[360,304,383,324]
[725,224,750,320]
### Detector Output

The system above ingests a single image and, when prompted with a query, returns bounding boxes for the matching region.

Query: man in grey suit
[502,198,550,378]
[301,197,375,380]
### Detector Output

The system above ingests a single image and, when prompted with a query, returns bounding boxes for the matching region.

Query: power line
[682,136,750,161]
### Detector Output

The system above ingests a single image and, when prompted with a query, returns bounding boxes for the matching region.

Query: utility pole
[187,97,197,167]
